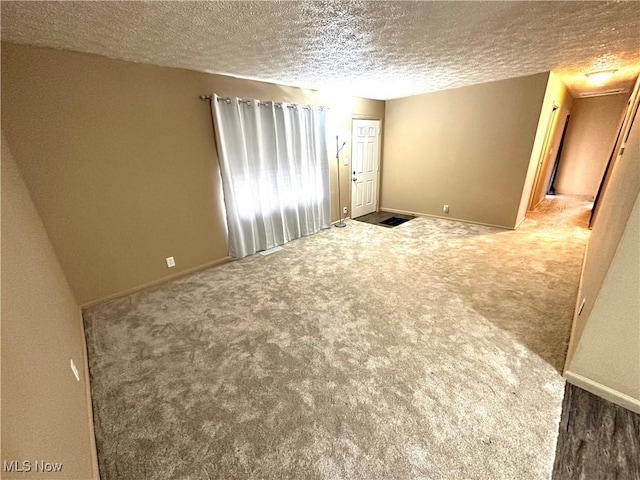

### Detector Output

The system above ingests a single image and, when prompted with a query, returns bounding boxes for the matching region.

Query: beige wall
[1,43,384,305]
[381,72,549,229]
[565,81,639,366]
[567,193,639,410]
[564,77,640,411]
[554,93,630,197]
[1,134,98,479]
[320,96,386,221]
[518,72,573,219]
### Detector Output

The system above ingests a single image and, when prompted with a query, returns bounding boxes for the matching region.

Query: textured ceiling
[2,1,639,100]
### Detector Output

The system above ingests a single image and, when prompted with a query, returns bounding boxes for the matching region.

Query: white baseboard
[564,370,640,414]
[379,207,513,230]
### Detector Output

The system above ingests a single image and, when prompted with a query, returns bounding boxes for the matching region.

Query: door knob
[353,177,357,182]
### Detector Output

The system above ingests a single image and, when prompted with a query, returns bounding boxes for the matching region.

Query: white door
[351,119,380,218]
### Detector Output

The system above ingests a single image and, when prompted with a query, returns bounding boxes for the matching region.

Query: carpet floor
[84,195,591,480]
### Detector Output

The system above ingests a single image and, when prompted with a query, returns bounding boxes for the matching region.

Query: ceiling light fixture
[585,69,617,85]
[578,88,628,98]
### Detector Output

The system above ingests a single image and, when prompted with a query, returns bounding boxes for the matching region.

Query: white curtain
[212,96,330,259]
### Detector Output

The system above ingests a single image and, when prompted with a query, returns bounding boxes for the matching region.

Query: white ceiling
[2,1,639,100]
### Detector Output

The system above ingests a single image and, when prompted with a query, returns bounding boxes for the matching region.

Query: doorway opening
[547,114,571,196]
[529,104,560,211]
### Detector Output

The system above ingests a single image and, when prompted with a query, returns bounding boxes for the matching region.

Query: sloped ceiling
[2,1,639,99]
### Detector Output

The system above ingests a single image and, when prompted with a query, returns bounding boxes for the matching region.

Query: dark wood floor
[353,210,415,227]
[553,383,640,480]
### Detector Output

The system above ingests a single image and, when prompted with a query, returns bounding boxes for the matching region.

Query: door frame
[591,77,640,226]
[546,114,571,196]
[349,115,383,218]
[529,103,560,211]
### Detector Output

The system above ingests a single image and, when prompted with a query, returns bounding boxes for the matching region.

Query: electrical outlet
[443,204,449,213]
[70,359,80,382]
[343,206,348,214]
[166,256,176,268]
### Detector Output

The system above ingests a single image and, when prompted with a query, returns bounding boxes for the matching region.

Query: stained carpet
[84,196,591,480]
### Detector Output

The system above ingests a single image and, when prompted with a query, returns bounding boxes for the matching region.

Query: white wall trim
[513,215,527,230]
[564,370,640,414]
[380,207,513,230]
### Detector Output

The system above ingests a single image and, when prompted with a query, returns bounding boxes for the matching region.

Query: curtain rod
[199,94,325,110]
